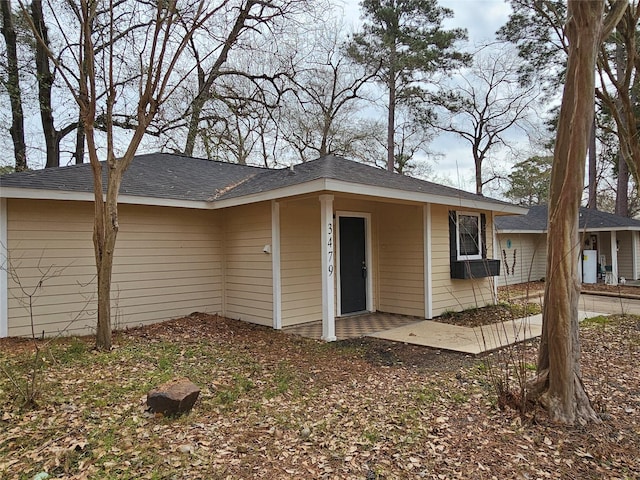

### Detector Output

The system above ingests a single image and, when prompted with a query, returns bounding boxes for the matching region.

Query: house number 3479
[327,222,334,276]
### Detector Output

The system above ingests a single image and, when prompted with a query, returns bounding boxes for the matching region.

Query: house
[0,153,525,340]
[494,205,640,287]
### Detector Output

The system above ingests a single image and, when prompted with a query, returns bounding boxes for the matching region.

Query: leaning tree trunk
[531,0,614,425]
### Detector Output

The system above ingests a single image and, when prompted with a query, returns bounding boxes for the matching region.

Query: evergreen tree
[347,0,468,172]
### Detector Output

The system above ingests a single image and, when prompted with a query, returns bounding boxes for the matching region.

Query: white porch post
[271,200,282,330]
[632,231,639,281]
[319,194,336,341]
[610,230,618,286]
[0,198,8,338]
[491,211,498,303]
[423,204,432,319]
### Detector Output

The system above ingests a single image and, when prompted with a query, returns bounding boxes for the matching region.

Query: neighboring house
[0,153,525,340]
[495,205,640,287]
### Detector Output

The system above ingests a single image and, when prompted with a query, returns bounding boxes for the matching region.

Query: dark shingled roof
[495,205,640,231]
[0,153,265,202]
[1,152,515,208]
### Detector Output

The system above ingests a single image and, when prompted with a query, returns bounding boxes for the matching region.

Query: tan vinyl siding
[616,231,633,280]
[111,204,223,327]
[600,234,612,267]
[378,203,424,316]
[430,204,495,316]
[495,233,547,287]
[280,199,321,327]
[223,202,273,326]
[7,199,223,337]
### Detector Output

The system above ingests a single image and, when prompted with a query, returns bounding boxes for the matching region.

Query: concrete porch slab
[368,310,606,355]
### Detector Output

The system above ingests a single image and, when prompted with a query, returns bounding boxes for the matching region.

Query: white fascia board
[0,187,212,210]
[496,229,546,234]
[2,179,530,214]
[323,179,529,214]
[581,226,640,233]
[0,187,94,202]
[498,227,640,235]
[213,178,528,213]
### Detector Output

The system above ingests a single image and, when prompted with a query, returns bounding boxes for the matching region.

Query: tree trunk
[532,0,606,425]
[475,155,483,195]
[31,0,59,169]
[587,118,597,209]
[614,40,629,217]
[386,43,397,173]
[74,117,85,164]
[616,151,629,217]
[1,0,27,172]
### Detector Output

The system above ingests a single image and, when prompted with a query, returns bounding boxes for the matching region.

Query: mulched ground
[499,280,640,300]
[1,312,638,479]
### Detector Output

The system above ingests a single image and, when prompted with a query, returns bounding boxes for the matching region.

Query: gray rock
[147,378,200,416]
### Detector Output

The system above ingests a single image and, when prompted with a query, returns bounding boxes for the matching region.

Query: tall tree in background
[279,23,377,162]
[427,48,539,195]
[181,0,306,157]
[498,0,601,210]
[22,0,218,350]
[596,3,640,217]
[499,0,636,216]
[530,0,625,425]
[31,0,84,167]
[504,155,552,206]
[347,0,468,172]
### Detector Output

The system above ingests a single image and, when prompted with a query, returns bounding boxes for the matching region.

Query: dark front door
[339,216,367,314]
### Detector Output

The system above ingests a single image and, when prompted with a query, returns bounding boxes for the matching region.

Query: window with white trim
[456,212,482,260]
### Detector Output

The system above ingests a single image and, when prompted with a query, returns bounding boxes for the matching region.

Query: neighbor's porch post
[0,198,7,337]
[632,231,639,281]
[610,230,618,286]
[319,194,336,341]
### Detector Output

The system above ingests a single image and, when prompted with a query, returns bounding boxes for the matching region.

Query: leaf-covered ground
[1,312,639,479]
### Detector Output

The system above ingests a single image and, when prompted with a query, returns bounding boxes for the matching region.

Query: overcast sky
[335,0,525,193]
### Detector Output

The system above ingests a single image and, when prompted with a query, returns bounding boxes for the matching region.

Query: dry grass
[0,312,639,479]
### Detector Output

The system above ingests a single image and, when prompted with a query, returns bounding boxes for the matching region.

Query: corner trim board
[424,204,432,319]
[0,198,8,337]
[271,201,282,329]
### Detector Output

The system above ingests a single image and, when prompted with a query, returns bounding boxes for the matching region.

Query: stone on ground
[147,378,200,416]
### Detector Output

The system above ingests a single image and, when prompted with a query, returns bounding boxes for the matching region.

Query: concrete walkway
[368,310,604,355]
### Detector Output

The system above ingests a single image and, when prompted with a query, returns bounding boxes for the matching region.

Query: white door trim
[335,211,373,317]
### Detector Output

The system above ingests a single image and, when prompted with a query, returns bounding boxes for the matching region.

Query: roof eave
[0,187,213,209]
[213,178,528,213]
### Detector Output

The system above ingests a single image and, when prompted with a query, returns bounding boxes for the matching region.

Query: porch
[283,312,422,341]
[284,308,607,355]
